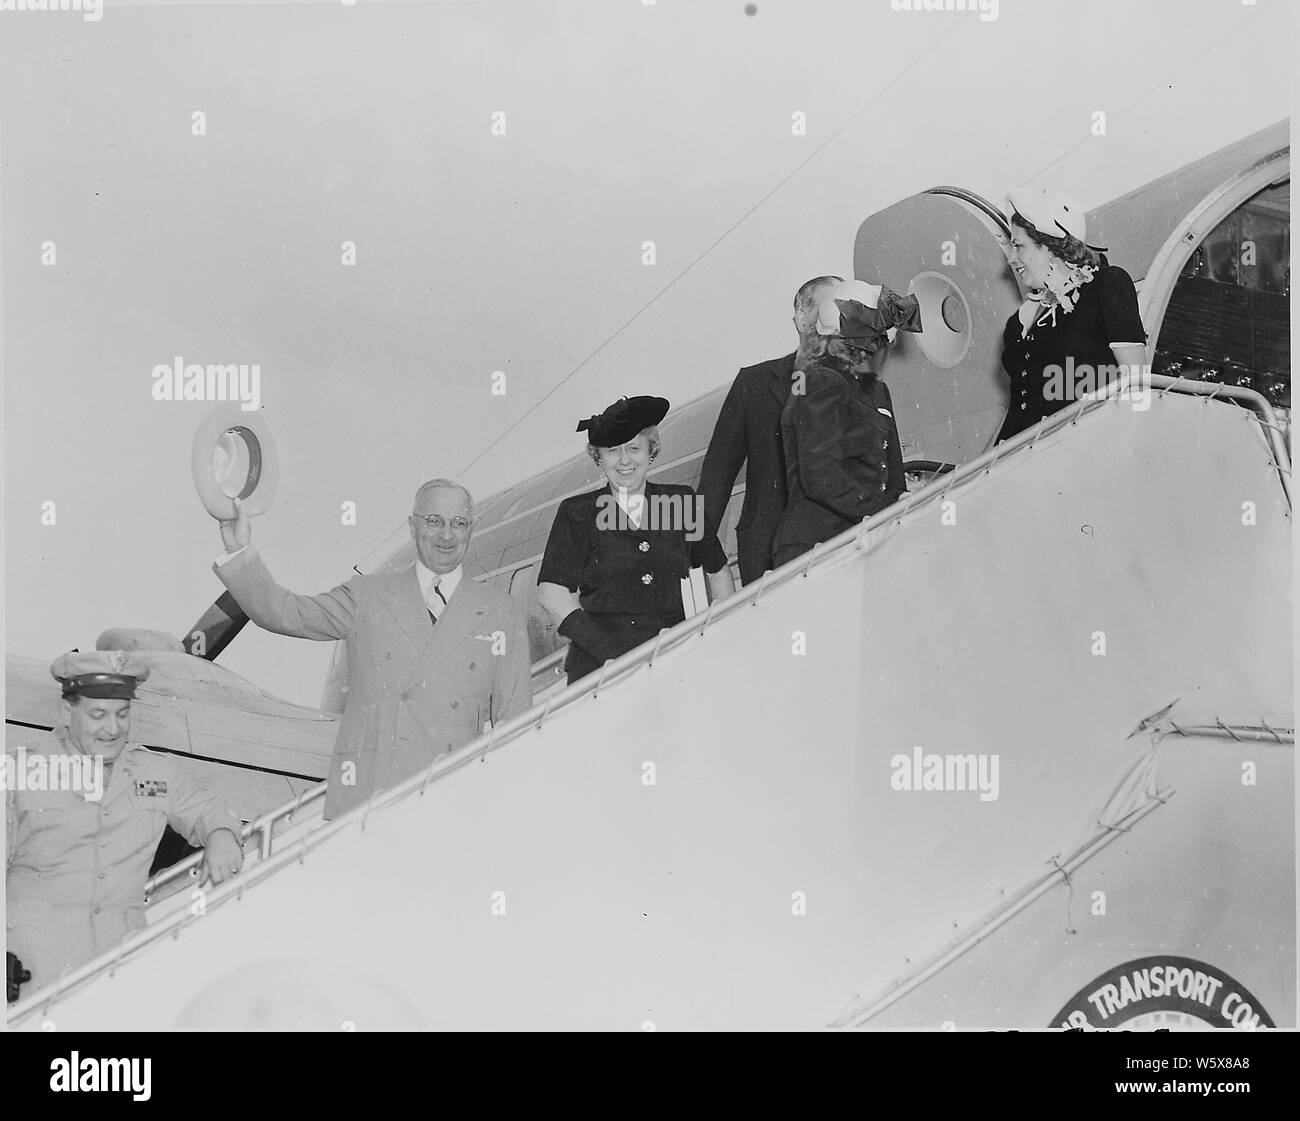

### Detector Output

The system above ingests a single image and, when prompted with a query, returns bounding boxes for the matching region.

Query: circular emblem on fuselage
[1052,956,1275,1031]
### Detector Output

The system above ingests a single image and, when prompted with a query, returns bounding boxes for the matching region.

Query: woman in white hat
[999,187,1148,443]
[537,395,735,685]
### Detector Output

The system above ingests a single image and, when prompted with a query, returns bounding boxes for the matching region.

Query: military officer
[5,652,245,1002]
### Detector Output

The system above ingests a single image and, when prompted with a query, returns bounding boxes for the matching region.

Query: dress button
[97,871,106,879]
[1020,403,1028,410]
[642,573,653,585]
[879,481,887,491]
[638,541,649,553]
[1020,390,1027,397]
[882,439,889,451]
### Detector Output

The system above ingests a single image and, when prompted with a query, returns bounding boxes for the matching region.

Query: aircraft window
[909,272,973,369]
[1154,181,1289,412]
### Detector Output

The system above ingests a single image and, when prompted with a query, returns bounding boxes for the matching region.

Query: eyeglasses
[412,515,472,533]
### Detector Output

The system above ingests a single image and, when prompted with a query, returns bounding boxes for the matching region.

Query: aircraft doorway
[1152,180,1290,420]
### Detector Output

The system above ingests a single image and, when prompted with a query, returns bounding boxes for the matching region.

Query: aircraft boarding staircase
[9,375,1293,1030]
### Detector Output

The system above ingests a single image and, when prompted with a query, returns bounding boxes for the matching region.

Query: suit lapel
[766,353,796,408]
[425,578,491,670]
[377,569,495,690]
[379,568,435,665]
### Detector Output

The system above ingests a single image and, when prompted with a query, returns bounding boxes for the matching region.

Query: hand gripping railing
[143,781,328,902]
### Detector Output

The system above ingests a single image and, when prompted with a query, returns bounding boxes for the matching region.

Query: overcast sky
[2,0,1291,707]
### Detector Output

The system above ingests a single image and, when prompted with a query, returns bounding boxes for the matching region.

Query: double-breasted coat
[216,548,532,819]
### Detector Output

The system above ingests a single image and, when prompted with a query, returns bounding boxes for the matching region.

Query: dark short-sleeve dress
[997,260,1147,443]
[538,481,728,683]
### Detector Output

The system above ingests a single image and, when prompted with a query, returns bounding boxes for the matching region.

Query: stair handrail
[13,374,1285,1023]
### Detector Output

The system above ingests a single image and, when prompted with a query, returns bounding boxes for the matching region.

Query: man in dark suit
[213,480,532,819]
[698,275,843,585]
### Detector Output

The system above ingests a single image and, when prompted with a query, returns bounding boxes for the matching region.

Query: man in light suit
[213,479,532,819]
[698,275,843,585]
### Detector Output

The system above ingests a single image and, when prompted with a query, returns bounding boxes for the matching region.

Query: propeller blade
[182,591,249,661]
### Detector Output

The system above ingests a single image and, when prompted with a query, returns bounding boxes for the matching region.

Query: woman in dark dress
[537,395,736,685]
[771,278,922,568]
[998,187,1148,444]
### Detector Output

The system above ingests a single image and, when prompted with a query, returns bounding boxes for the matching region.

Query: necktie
[428,579,447,624]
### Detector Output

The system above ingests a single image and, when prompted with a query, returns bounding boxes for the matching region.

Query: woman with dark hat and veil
[771,279,923,568]
[537,395,736,685]
[998,187,1147,444]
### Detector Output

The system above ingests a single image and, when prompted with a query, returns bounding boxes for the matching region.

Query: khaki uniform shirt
[6,729,243,998]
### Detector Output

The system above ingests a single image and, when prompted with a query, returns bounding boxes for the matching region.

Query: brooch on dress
[1031,261,1097,328]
